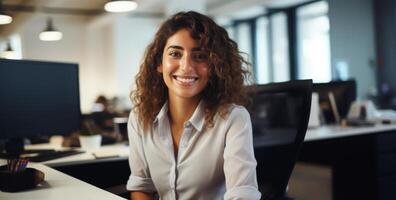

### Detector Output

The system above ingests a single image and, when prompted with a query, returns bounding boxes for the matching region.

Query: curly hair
[131,11,253,131]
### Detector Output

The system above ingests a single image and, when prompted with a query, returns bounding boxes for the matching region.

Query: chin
[177,93,200,99]
[173,90,202,99]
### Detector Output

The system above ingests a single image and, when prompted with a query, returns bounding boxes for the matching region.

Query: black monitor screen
[0,59,81,139]
[313,80,356,123]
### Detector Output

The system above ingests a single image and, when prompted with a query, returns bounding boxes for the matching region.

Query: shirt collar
[187,100,205,132]
[153,101,169,125]
[153,100,206,132]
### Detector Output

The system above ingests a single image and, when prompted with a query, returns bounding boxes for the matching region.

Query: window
[297,1,331,82]
[236,22,253,65]
[220,0,330,84]
[271,12,290,82]
[255,16,271,84]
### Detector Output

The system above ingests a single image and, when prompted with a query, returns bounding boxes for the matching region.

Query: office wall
[328,0,376,99]
[112,16,162,108]
[20,15,87,63]
[83,17,117,112]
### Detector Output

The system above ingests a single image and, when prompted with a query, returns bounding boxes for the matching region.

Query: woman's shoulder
[224,104,251,121]
[128,109,138,122]
[214,104,252,134]
[127,110,143,134]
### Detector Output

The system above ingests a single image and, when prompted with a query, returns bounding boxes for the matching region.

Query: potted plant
[79,119,102,150]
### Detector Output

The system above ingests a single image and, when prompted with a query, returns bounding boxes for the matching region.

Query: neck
[168,95,200,126]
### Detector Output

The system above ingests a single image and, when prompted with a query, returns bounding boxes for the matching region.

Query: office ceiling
[1,0,311,16]
[0,0,310,37]
[1,0,163,15]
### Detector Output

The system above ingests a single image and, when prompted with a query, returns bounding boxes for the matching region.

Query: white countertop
[305,124,396,142]
[3,124,395,199]
[0,161,126,200]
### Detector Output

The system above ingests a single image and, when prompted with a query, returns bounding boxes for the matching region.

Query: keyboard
[22,150,85,162]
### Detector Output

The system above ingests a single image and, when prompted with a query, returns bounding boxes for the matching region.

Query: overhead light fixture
[0,0,12,25]
[2,40,14,59]
[0,12,12,25]
[4,40,13,52]
[39,17,63,41]
[104,0,138,13]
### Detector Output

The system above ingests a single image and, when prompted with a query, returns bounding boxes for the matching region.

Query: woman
[127,11,261,200]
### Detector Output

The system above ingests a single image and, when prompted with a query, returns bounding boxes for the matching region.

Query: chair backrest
[246,80,312,200]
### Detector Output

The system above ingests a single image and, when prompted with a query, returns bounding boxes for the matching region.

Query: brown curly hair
[131,11,253,131]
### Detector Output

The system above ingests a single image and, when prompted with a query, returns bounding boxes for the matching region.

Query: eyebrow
[166,45,203,51]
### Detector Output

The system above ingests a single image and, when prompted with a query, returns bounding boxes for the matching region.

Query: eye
[169,50,182,58]
[193,52,208,62]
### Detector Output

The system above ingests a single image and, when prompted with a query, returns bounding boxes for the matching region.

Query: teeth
[175,76,197,83]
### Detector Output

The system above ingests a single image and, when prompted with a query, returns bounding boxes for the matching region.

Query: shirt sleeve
[126,111,156,193]
[223,106,261,200]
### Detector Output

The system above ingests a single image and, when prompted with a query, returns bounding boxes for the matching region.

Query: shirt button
[184,121,192,128]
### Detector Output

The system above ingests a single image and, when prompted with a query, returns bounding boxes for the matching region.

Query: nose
[180,54,194,72]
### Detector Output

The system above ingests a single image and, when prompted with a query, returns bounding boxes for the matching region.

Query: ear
[157,64,163,73]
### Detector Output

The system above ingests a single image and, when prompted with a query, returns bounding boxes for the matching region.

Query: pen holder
[0,166,45,192]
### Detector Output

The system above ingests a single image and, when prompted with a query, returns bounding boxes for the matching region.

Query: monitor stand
[4,138,25,156]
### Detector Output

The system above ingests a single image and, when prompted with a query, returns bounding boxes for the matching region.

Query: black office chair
[246,80,312,200]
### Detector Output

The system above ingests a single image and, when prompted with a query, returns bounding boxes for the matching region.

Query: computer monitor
[313,79,357,124]
[0,59,81,152]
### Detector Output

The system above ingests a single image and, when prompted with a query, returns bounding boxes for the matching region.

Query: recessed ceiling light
[0,13,12,25]
[104,0,138,13]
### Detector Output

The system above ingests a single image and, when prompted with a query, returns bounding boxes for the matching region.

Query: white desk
[10,124,396,200]
[305,123,396,141]
[1,143,130,199]
[0,161,126,200]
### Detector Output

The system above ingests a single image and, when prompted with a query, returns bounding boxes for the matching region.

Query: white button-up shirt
[126,101,261,200]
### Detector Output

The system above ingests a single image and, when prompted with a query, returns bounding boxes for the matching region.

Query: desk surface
[22,124,396,165]
[305,124,396,142]
[3,124,396,200]
[0,161,126,200]
[25,143,129,167]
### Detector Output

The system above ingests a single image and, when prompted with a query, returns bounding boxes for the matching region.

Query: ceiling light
[0,12,12,25]
[2,40,14,59]
[39,18,63,41]
[4,40,13,52]
[104,0,138,13]
[0,0,12,25]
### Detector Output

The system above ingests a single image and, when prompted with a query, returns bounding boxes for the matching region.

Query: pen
[16,159,19,172]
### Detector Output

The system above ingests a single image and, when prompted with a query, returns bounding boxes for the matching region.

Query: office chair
[246,80,313,200]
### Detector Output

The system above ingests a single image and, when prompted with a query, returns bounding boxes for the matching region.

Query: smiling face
[157,28,210,102]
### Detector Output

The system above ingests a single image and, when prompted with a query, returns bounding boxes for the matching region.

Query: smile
[173,75,199,85]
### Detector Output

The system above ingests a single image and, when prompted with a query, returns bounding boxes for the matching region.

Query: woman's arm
[126,112,157,196]
[130,191,153,200]
[223,107,261,200]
